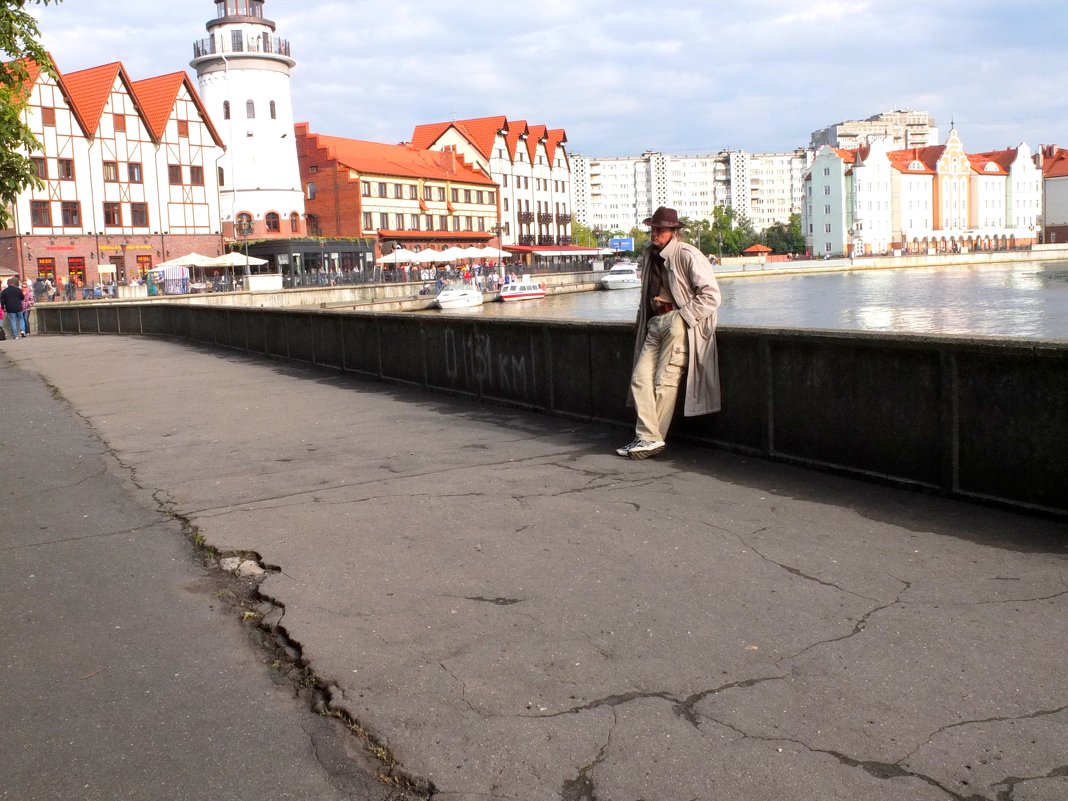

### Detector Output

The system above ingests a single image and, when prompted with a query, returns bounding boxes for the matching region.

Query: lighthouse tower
[191,0,305,239]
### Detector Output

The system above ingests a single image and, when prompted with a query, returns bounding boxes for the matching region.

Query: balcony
[556,214,571,225]
[538,235,556,246]
[193,34,292,61]
[537,212,554,224]
[519,234,535,246]
[517,211,535,224]
[558,236,572,246]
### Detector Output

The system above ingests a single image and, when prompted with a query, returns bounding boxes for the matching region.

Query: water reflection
[467,260,1068,340]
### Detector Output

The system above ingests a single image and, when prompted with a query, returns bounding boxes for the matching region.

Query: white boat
[499,276,546,302]
[601,263,641,290]
[435,284,484,309]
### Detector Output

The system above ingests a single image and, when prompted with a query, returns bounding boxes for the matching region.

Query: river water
[468,260,1068,341]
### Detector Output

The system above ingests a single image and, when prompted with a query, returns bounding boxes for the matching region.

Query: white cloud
[23,0,1068,156]
[771,1,872,26]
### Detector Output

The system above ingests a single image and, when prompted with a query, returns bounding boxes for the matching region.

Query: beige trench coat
[631,237,722,416]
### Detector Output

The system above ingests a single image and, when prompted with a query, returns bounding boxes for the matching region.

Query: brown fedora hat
[642,206,684,229]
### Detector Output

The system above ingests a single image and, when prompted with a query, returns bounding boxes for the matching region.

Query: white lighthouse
[191,0,305,239]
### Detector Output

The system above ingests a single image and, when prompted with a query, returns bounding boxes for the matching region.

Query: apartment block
[810,110,940,151]
[571,149,811,234]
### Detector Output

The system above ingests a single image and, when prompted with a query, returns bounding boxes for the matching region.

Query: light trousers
[630,310,688,442]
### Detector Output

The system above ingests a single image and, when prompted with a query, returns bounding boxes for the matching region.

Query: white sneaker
[626,439,666,459]
[616,438,642,457]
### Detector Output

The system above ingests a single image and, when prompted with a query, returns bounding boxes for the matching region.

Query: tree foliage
[761,213,806,255]
[0,0,60,229]
[571,217,647,256]
[570,218,597,248]
[695,205,757,257]
[577,206,802,260]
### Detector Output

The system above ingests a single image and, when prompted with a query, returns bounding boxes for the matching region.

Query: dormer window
[985,162,999,172]
[908,161,925,171]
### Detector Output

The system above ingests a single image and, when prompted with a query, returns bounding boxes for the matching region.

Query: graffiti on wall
[442,326,538,402]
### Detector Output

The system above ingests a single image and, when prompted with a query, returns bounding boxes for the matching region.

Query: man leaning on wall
[617,207,722,459]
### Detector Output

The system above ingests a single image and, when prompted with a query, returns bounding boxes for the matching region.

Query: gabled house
[1,57,225,285]
[803,130,1042,257]
[411,116,571,248]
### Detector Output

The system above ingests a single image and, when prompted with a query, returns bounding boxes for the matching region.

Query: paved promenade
[2,335,1066,801]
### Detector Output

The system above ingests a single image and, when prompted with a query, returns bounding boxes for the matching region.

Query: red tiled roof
[888,145,944,175]
[545,128,567,165]
[409,121,450,150]
[411,117,567,166]
[62,62,124,136]
[504,120,527,161]
[1043,148,1068,178]
[6,56,224,146]
[411,115,507,160]
[377,229,493,241]
[130,72,224,147]
[304,130,497,185]
[526,124,546,164]
[967,150,1011,176]
[130,72,184,140]
[2,57,42,104]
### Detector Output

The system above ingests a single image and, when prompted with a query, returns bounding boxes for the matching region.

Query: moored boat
[498,276,546,302]
[435,284,484,309]
[600,263,641,290]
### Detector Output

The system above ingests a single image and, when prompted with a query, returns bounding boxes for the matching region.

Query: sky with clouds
[26,0,1068,157]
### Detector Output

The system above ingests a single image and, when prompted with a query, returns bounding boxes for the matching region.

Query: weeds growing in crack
[156,501,435,800]
[319,707,433,800]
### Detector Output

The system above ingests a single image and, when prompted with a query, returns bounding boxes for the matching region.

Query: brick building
[296,123,500,258]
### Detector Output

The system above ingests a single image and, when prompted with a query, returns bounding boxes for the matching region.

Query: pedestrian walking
[1,278,26,340]
[616,207,722,460]
[20,280,34,336]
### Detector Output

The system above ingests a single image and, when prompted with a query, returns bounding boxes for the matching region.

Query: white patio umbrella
[437,246,470,261]
[206,251,267,267]
[475,246,511,259]
[460,247,488,258]
[376,248,418,264]
[154,252,217,269]
[410,249,448,263]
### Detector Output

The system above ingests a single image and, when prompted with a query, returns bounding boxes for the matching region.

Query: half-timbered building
[1,58,225,285]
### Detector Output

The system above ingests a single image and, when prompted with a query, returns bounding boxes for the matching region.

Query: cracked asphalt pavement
[3,336,1066,801]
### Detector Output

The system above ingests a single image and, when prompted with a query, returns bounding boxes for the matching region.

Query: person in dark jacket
[1,278,26,340]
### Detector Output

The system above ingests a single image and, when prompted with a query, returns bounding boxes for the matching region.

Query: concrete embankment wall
[112,271,599,310]
[36,303,1068,519]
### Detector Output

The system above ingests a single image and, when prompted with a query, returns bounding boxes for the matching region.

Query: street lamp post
[236,216,253,279]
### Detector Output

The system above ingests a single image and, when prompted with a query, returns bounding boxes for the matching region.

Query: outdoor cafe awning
[505,246,613,258]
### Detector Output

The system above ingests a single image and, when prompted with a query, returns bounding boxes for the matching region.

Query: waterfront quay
[3,333,1066,801]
